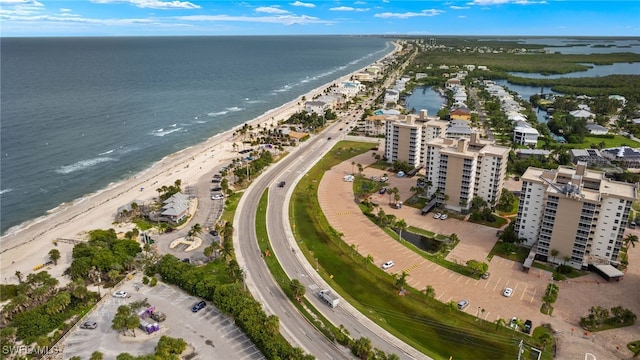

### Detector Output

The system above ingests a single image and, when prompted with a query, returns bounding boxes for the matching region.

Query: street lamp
[315,257,319,271]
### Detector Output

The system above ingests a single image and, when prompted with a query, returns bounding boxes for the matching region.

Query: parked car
[380,176,388,182]
[80,321,98,329]
[278,181,286,187]
[370,175,378,180]
[457,299,469,310]
[343,175,354,182]
[509,317,518,330]
[382,260,395,269]
[433,213,441,219]
[192,301,206,313]
[151,311,166,322]
[112,291,130,298]
[211,186,222,192]
[523,319,532,334]
[379,187,387,194]
[440,214,448,220]
[211,194,224,200]
[481,272,490,279]
[397,171,405,177]
[502,287,513,297]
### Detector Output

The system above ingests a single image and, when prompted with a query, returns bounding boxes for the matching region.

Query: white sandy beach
[0,43,399,285]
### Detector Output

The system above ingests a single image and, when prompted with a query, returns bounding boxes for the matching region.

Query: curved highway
[234,120,428,359]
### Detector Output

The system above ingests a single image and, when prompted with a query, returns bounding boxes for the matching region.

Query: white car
[440,214,448,220]
[112,291,130,298]
[380,176,388,182]
[433,213,441,219]
[502,287,513,297]
[343,175,354,182]
[211,194,224,200]
[382,260,395,269]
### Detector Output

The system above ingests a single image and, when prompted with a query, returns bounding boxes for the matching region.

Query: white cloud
[0,0,44,16]
[450,5,470,9]
[469,0,546,4]
[374,9,443,19]
[354,1,366,4]
[90,0,200,10]
[60,8,71,12]
[458,15,467,18]
[256,6,289,14]
[0,13,155,25]
[330,6,368,12]
[330,6,354,11]
[290,1,315,8]
[178,14,333,26]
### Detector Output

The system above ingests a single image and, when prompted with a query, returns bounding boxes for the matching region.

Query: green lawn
[288,141,542,360]
[570,135,640,149]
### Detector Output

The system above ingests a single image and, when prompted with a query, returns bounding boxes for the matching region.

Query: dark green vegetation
[0,272,97,346]
[627,340,640,357]
[290,141,545,360]
[580,306,637,332]
[67,229,142,283]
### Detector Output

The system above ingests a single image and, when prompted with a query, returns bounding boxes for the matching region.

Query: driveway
[318,150,640,359]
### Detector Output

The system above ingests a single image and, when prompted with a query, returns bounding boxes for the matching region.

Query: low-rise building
[161,193,190,223]
[513,124,540,146]
[304,101,329,115]
[601,146,640,169]
[586,123,609,135]
[569,149,609,167]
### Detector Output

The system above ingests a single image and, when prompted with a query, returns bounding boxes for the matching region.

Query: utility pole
[517,340,524,360]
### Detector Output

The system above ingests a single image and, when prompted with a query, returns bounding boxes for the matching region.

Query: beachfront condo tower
[513,162,637,269]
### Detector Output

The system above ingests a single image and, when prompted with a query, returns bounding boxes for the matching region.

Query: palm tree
[393,271,410,291]
[624,233,638,248]
[424,285,435,299]
[550,248,559,263]
[351,161,356,174]
[395,219,408,240]
[362,254,374,270]
[190,223,203,240]
[14,271,23,283]
[48,248,61,265]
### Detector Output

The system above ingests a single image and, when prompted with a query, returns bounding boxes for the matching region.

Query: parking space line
[232,336,253,348]
[519,285,528,300]
[465,278,471,285]
[448,272,455,278]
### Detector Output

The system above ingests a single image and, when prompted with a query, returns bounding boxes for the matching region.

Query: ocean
[0,36,392,235]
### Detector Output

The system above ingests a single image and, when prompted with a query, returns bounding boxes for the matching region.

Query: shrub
[142,276,149,285]
[150,277,157,287]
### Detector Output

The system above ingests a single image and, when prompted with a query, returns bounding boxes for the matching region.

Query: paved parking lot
[318,150,640,359]
[62,277,264,360]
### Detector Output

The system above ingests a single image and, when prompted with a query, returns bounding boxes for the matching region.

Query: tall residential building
[384,115,422,168]
[424,133,509,212]
[514,163,637,268]
[383,110,447,168]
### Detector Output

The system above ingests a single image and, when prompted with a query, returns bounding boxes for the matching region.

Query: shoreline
[0,42,399,284]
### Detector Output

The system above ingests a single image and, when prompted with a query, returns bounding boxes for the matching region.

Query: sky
[0,0,638,37]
